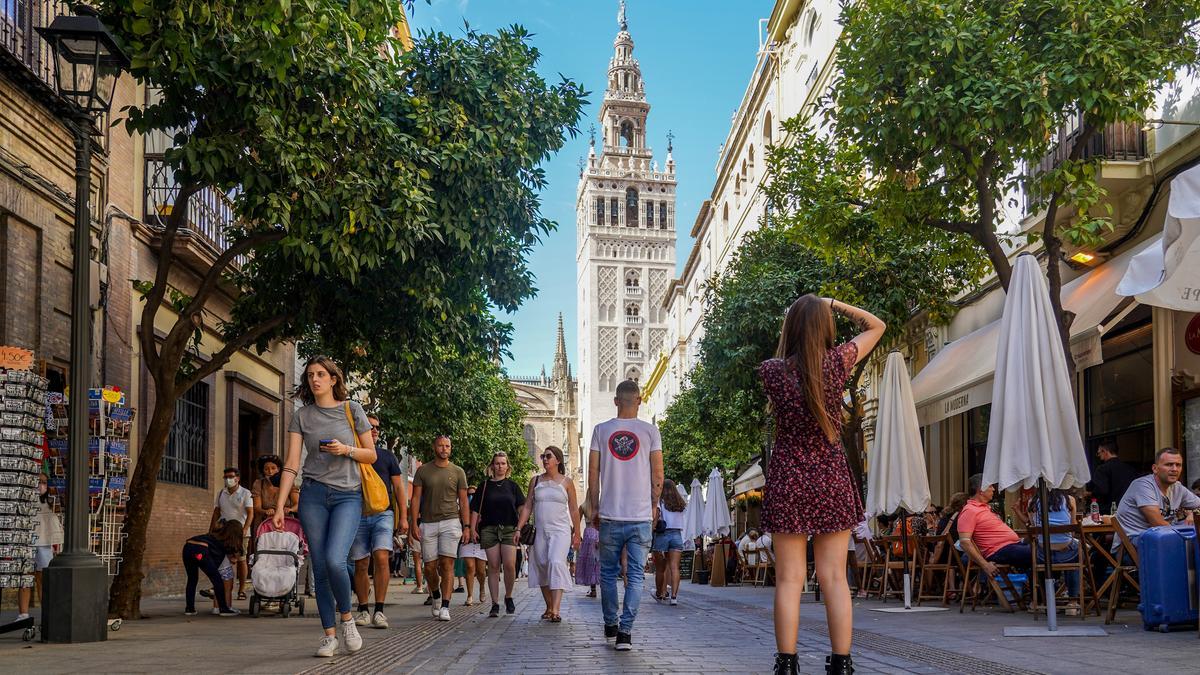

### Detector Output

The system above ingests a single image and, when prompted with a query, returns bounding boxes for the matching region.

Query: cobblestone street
[4,574,1196,674]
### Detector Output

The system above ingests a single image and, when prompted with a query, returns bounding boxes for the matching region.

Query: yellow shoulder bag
[344,402,390,515]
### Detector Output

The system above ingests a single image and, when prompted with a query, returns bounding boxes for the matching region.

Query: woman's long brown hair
[775,294,837,442]
[661,479,687,513]
[210,519,245,556]
[294,355,349,405]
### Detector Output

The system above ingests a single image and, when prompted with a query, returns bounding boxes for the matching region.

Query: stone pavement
[1,573,1197,674]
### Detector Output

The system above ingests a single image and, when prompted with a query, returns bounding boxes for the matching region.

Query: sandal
[237,591,247,601]
[541,611,552,621]
[550,614,562,623]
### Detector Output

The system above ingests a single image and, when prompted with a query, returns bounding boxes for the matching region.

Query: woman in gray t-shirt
[273,356,376,658]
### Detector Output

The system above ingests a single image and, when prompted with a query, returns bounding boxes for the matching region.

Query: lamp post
[36,7,129,644]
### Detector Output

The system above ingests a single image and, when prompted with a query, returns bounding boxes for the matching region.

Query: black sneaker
[423,596,433,606]
[217,608,240,617]
[454,586,465,594]
[199,589,213,599]
[615,632,632,651]
[604,624,618,640]
[504,597,515,615]
[183,608,197,616]
[489,603,500,617]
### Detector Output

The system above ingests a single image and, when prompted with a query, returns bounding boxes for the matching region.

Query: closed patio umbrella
[983,254,1097,636]
[866,351,934,611]
[701,468,731,538]
[681,478,705,544]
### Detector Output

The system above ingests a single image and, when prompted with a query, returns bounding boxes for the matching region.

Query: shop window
[1086,323,1154,471]
[160,381,210,488]
[966,404,991,480]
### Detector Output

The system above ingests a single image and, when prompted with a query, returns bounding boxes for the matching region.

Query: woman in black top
[182,520,244,616]
[469,451,525,618]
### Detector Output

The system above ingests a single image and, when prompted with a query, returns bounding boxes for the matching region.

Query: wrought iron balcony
[626,349,644,360]
[1024,114,1148,214]
[625,286,643,296]
[144,155,245,269]
[0,0,65,91]
[625,314,643,325]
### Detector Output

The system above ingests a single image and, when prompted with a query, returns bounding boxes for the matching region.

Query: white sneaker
[210,608,221,615]
[341,618,363,652]
[430,601,441,618]
[437,607,451,621]
[15,613,31,621]
[315,636,339,658]
[371,611,388,629]
[353,610,370,626]
[669,597,678,606]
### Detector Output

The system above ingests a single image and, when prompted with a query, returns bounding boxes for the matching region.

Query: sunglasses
[541,453,555,460]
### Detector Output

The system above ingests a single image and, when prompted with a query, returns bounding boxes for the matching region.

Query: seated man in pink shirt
[957,474,1030,577]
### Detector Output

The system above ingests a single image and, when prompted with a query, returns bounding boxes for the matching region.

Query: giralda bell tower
[576,0,677,464]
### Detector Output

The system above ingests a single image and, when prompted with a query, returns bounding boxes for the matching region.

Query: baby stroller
[249,516,307,618]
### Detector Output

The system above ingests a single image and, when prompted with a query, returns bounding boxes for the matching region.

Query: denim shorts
[652,528,684,552]
[350,510,395,560]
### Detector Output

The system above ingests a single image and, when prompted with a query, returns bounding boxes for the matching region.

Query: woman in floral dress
[574,502,601,596]
[759,295,884,675]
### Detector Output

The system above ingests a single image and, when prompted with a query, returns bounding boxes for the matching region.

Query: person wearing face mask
[16,474,63,622]
[212,466,254,600]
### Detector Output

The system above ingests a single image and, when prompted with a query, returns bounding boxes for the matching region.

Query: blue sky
[408,0,773,376]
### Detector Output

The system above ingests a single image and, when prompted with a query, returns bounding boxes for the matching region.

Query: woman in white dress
[514,445,580,622]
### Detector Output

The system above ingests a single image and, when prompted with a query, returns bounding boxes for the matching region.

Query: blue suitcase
[1136,525,1198,632]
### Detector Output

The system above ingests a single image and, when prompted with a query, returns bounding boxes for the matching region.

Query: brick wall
[139,482,217,596]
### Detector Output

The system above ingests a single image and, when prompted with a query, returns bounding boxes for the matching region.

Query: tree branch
[177,313,293,393]
[162,229,286,358]
[139,182,202,376]
[926,218,977,234]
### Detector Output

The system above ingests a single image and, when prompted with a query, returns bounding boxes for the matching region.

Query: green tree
[829,0,1200,365]
[370,354,536,487]
[660,203,983,491]
[100,0,583,618]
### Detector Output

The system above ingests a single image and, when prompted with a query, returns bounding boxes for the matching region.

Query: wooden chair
[858,538,889,598]
[752,546,776,587]
[958,550,1026,613]
[1021,524,1091,620]
[1104,519,1141,624]
[915,533,955,606]
[877,535,913,602]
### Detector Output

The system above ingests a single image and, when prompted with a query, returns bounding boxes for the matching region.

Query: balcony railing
[625,315,643,325]
[1023,115,1148,215]
[626,349,643,360]
[1,0,66,91]
[145,155,244,268]
[625,286,642,296]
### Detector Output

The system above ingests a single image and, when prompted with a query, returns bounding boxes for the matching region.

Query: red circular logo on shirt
[608,431,640,461]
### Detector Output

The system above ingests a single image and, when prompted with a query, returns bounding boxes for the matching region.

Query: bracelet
[282,468,298,476]
[348,447,355,460]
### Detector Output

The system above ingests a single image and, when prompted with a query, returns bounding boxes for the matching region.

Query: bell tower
[576,0,678,459]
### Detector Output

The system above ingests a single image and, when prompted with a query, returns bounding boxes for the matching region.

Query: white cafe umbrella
[866,351,938,612]
[681,478,705,544]
[701,468,731,538]
[984,254,1099,636]
[1117,163,1200,312]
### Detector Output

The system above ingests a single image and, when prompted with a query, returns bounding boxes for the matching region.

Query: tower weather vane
[589,123,596,147]
[666,129,674,153]
[618,0,627,31]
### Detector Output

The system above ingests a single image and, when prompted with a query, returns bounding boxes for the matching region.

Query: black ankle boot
[825,654,854,674]
[773,653,798,675]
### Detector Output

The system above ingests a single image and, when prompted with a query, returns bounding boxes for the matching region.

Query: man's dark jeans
[987,541,1032,568]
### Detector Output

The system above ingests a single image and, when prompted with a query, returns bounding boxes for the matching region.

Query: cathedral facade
[509,315,582,481]
[575,4,678,458]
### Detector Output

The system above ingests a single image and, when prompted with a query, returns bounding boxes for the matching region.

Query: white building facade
[576,7,678,460]
[644,0,842,420]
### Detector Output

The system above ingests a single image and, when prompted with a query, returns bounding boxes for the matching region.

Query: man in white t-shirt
[212,466,254,600]
[587,379,664,652]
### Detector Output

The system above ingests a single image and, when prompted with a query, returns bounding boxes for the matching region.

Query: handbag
[344,402,390,516]
[519,476,538,545]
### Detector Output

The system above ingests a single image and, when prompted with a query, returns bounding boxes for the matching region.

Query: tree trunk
[107,385,179,619]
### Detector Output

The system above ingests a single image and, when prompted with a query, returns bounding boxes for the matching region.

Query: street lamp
[36,6,129,644]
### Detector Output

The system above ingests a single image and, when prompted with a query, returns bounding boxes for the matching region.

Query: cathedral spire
[618,0,627,32]
[552,313,569,383]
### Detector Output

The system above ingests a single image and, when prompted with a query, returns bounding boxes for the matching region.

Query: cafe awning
[912,240,1151,427]
[732,461,764,496]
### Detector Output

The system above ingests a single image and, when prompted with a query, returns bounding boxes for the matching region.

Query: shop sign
[1186,314,1200,355]
[1072,333,1104,371]
[0,346,34,371]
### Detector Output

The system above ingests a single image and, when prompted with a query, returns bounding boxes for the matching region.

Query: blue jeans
[299,480,363,629]
[599,519,651,633]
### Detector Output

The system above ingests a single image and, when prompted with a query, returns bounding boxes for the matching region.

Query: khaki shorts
[419,519,462,563]
[478,524,518,549]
